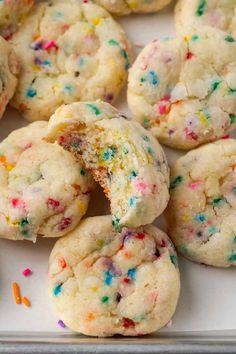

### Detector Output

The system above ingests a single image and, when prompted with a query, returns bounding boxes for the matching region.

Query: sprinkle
[92,17,102,26]
[58,257,67,269]
[101,295,109,304]
[143,117,150,128]
[136,232,145,240]
[228,88,236,95]
[170,254,178,267]
[194,214,206,223]
[208,226,217,235]
[112,215,120,231]
[223,134,230,139]
[19,217,30,237]
[105,271,113,286]
[228,254,236,262]
[86,313,95,321]
[128,170,138,180]
[44,40,58,51]
[233,235,236,243]
[58,320,66,328]
[142,135,150,142]
[123,277,131,284]
[58,217,72,231]
[26,88,37,98]
[212,197,225,205]
[170,176,183,189]
[127,268,136,280]
[63,84,73,93]
[196,0,206,16]
[80,168,86,176]
[102,146,117,161]
[12,282,21,305]
[211,80,221,92]
[188,181,202,190]
[146,71,159,85]
[230,114,236,125]
[186,51,194,60]
[191,34,199,41]
[53,283,63,297]
[22,268,32,277]
[22,297,31,308]
[225,35,236,43]
[86,103,101,115]
[123,318,135,328]
[108,39,119,46]
[47,198,60,209]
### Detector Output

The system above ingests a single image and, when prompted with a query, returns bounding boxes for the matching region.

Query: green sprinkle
[211,81,221,92]
[228,254,236,262]
[147,146,154,156]
[101,295,109,303]
[80,168,85,176]
[128,170,138,180]
[230,114,236,125]
[140,77,146,83]
[112,215,121,231]
[170,254,178,267]
[196,0,206,16]
[123,146,129,154]
[142,135,150,142]
[228,88,236,95]
[108,39,119,46]
[212,197,227,205]
[233,235,236,243]
[232,187,236,195]
[170,176,183,189]
[19,217,30,237]
[143,117,150,128]
[225,35,236,43]
[20,218,29,227]
[86,103,101,115]
[191,34,199,41]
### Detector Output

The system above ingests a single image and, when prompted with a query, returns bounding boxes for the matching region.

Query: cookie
[128,26,236,150]
[94,0,170,15]
[46,101,170,229]
[166,139,236,267]
[0,0,34,39]
[0,121,94,241]
[49,215,180,337]
[175,0,236,36]
[9,0,131,122]
[0,36,19,120]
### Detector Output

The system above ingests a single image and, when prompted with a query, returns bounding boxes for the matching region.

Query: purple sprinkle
[104,93,114,102]
[34,57,42,66]
[58,320,66,328]
[110,262,122,277]
[31,41,43,50]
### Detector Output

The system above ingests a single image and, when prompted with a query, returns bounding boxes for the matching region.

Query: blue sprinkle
[234,235,236,243]
[105,271,113,286]
[42,60,51,66]
[146,71,159,86]
[64,84,73,93]
[194,214,206,223]
[53,283,63,297]
[26,87,37,98]
[129,196,139,207]
[208,226,217,235]
[78,57,85,66]
[127,268,136,280]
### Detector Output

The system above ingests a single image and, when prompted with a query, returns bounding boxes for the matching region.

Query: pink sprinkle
[223,134,230,139]
[58,320,66,328]
[188,181,203,190]
[159,105,167,115]
[134,179,147,194]
[23,143,32,151]
[161,94,171,102]
[44,40,58,51]
[58,217,72,231]
[11,198,26,210]
[22,268,32,277]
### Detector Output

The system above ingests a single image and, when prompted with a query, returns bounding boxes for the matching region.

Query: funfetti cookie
[0,0,34,39]
[0,36,19,120]
[166,139,236,267]
[94,0,170,15]
[128,26,236,150]
[9,0,131,122]
[175,0,236,36]
[0,122,94,242]
[49,215,180,337]
[46,101,170,230]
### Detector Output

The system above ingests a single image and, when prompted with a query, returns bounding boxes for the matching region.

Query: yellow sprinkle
[128,0,138,9]
[52,84,60,92]
[6,164,14,171]
[180,214,190,222]
[198,111,208,125]
[92,17,102,26]
[90,287,98,292]
[32,64,41,72]
[6,216,19,227]
[97,239,104,248]
[184,35,191,42]
[85,27,94,35]
[77,201,86,213]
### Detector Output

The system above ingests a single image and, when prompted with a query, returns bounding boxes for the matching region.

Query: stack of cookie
[0,0,235,338]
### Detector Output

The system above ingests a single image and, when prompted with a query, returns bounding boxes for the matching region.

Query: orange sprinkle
[58,257,67,269]
[12,282,21,305]
[86,312,95,321]
[124,251,133,259]
[0,156,6,163]
[22,297,31,308]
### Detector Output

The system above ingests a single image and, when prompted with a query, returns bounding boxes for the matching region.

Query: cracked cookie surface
[128,27,236,150]
[0,121,94,241]
[48,215,180,337]
[10,0,131,122]
[166,139,236,267]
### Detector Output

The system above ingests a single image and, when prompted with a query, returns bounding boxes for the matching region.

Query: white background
[0,1,236,334]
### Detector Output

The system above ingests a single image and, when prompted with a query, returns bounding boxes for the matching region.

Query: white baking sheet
[0,1,236,334]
